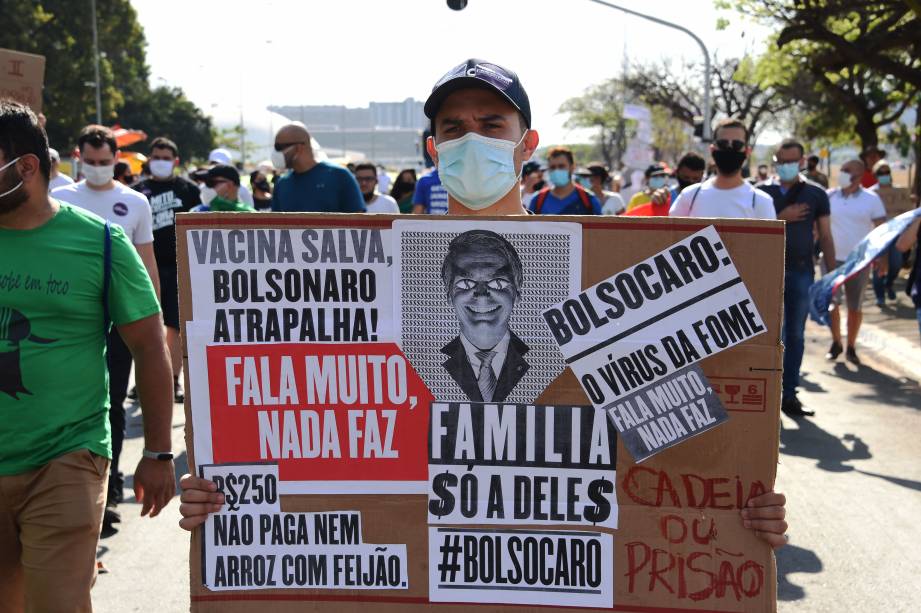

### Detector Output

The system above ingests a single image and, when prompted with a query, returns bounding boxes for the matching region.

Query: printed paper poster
[392,220,581,405]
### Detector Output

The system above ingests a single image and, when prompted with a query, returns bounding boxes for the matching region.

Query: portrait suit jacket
[440,330,530,402]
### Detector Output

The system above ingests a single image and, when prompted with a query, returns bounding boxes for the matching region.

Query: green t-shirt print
[0,202,161,475]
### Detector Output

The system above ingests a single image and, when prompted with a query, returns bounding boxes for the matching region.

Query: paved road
[93,319,921,612]
[776,319,921,612]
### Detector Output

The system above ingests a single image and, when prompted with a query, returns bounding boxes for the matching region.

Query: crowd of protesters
[1,52,919,610]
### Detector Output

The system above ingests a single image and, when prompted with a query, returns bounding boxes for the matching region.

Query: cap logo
[112,202,128,216]
[472,63,512,91]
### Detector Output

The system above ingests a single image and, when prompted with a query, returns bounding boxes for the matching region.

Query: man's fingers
[180,502,223,518]
[180,488,224,505]
[754,529,788,550]
[180,474,218,492]
[747,491,786,508]
[742,505,785,521]
[179,514,210,531]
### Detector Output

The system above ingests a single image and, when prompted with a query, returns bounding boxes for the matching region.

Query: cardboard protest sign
[0,48,45,112]
[178,214,784,613]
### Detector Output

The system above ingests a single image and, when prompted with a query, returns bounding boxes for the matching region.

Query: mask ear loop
[514,129,530,181]
[0,156,23,199]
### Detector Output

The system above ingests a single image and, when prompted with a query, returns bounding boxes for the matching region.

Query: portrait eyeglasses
[274,141,306,152]
[454,278,512,291]
[356,176,377,183]
[714,139,746,152]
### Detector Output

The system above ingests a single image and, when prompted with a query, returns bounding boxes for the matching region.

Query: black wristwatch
[142,449,174,461]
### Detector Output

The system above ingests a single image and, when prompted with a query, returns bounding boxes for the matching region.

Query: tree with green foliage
[623,56,794,145]
[0,0,213,155]
[722,0,921,89]
[559,79,629,171]
[118,86,216,161]
[720,0,921,193]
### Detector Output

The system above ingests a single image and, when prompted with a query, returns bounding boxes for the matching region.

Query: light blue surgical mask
[776,162,800,182]
[435,130,527,210]
[648,175,667,190]
[877,174,892,186]
[577,177,593,190]
[548,168,570,188]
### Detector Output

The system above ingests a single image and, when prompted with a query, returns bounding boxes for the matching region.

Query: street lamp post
[90,0,102,124]
[585,0,712,142]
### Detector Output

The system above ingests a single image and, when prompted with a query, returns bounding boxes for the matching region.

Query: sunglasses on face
[876,171,891,176]
[714,139,746,152]
[356,175,377,183]
[273,141,305,152]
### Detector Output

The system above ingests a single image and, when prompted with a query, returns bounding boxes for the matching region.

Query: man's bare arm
[134,242,161,301]
[119,313,175,517]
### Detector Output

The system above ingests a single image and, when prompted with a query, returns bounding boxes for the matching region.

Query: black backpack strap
[688,185,703,214]
[103,221,112,331]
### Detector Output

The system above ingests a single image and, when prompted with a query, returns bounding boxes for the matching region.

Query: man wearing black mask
[670,118,775,220]
[670,151,707,202]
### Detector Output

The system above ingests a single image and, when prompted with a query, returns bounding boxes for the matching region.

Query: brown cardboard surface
[0,48,45,112]
[177,213,783,612]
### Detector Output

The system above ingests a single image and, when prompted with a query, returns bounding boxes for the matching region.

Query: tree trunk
[854,112,879,150]
[914,99,921,199]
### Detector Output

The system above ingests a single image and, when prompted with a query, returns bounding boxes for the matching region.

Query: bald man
[269,123,365,213]
[825,159,887,364]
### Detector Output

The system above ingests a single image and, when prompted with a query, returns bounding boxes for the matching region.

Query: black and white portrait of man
[439,230,529,402]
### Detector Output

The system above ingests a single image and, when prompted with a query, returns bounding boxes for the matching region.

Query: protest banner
[0,48,45,112]
[178,213,784,612]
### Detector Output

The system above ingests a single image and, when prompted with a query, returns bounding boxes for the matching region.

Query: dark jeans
[106,328,133,504]
[782,267,814,400]
[872,245,903,302]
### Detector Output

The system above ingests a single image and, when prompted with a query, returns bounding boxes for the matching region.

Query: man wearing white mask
[134,137,201,405]
[51,124,160,532]
[178,59,791,550]
[825,159,887,365]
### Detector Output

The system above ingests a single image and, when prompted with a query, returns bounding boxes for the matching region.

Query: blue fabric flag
[809,207,921,325]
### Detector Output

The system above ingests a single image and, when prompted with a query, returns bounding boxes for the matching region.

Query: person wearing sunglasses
[269,122,365,213]
[669,118,776,220]
[190,165,254,212]
[868,159,902,307]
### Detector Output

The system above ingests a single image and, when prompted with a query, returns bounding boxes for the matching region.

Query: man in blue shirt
[412,168,449,214]
[528,146,601,215]
[759,138,835,418]
[270,123,364,213]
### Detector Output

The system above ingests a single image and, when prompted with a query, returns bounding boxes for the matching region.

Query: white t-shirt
[51,180,154,245]
[365,193,400,213]
[239,184,254,207]
[669,178,776,220]
[601,191,626,215]
[827,186,887,257]
[377,172,392,196]
[48,173,74,191]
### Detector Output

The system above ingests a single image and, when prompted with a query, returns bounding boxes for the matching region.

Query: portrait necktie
[475,350,498,402]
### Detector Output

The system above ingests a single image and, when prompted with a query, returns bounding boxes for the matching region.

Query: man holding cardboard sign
[179,57,788,579]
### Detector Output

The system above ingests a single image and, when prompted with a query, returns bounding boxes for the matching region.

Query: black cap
[585,163,609,180]
[645,163,668,178]
[522,161,542,176]
[202,164,240,187]
[424,59,531,128]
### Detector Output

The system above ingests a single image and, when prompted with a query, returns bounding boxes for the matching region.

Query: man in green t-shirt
[0,100,176,611]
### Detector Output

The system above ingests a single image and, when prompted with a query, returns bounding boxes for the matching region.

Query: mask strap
[0,156,24,199]
[0,181,23,199]
[0,156,22,173]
